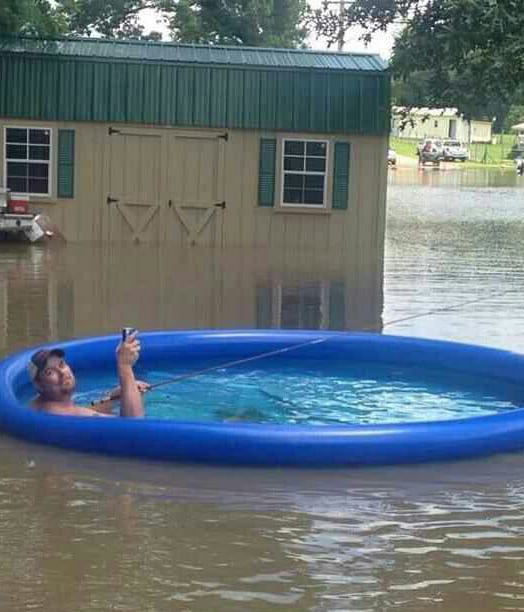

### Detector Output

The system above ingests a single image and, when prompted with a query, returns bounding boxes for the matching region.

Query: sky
[139,7,399,59]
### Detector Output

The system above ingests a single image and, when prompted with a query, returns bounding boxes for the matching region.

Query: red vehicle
[416,139,443,165]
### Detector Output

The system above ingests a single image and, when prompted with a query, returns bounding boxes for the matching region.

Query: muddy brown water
[0,166,523,611]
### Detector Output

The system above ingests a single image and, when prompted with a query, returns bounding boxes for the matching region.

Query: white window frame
[3,126,53,197]
[280,138,329,209]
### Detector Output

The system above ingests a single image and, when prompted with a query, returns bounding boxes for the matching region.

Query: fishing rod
[92,336,326,405]
[92,288,515,405]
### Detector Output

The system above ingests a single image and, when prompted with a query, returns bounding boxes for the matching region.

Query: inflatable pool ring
[0,330,523,467]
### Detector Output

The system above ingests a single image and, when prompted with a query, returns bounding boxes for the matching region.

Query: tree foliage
[310,0,524,120]
[503,97,524,132]
[57,0,164,39]
[169,0,308,47]
[57,0,308,46]
[0,0,65,36]
[391,1,524,112]
[0,0,308,47]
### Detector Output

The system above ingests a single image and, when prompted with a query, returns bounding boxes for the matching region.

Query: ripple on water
[68,359,523,425]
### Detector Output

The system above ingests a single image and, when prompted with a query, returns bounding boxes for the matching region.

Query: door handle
[107,196,119,205]
[214,201,226,209]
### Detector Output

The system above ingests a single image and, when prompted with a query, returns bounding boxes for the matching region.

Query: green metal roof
[0,36,390,135]
[0,36,388,72]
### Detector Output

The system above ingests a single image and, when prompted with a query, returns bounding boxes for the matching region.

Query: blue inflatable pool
[0,330,523,467]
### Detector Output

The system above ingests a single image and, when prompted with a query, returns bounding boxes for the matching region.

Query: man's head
[28,349,76,400]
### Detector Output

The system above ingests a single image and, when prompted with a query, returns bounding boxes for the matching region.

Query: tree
[58,0,309,46]
[57,0,164,39]
[391,2,524,115]
[0,0,65,36]
[169,0,308,47]
[503,103,524,132]
[309,0,524,118]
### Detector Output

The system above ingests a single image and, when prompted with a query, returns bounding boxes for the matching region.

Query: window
[5,127,51,195]
[282,139,328,207]
[256,282,330,329]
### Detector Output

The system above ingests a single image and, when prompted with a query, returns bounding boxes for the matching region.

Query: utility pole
[325,0,353,50]
[338,0,346,50]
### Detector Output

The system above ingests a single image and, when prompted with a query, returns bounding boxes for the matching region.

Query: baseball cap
[27,348,65,382]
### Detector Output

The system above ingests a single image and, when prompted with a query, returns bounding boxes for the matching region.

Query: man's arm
[116,334,144,418]
[31,398,114,417]
[89,381,150,415]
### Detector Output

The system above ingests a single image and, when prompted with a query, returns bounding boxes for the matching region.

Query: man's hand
[116,332,140,368]
[108,380,150,400]
[115,332,145,417]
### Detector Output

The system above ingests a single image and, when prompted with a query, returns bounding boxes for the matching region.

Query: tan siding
[355,138,377,268]
[0,119,388,265]
[220,130,241,246]
[238,132,257,247]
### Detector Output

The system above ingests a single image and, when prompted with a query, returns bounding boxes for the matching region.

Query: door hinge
[214,201,226,209]
[107,196,119,205]
[108,127,121,135]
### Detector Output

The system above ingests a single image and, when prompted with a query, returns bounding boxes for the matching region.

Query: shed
[0,36,390,249]
[392,107,492,144]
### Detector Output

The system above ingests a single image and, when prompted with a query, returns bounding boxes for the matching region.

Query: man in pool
[28,332,147,417]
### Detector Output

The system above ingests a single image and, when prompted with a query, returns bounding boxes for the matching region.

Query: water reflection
[0,244,383,356]
[390,166,523,188]
[386,167,524,351]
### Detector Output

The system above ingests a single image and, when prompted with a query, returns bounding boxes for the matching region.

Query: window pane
[281,284,323,329]
[7,162,28,178]
[280,287,300,328]
[284,173,304,189]
[284,156,304,171]
[284,141,304,156]
[306,157,326,172]
[305,175,324,189]
[6,128,27,143]
[29,129,50,144]
[283,188,303,204]
[304,189,324,205]
[6,144,27,159]
[28,178,49,194]
[306,142,327,157]
[29,145,50,160]
[28,163,48,179]
[7,177,28,192]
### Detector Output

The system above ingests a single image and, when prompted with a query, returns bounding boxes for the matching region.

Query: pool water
[72,359,522,425]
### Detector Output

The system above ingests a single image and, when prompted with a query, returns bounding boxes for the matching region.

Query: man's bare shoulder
[30,398,112,417]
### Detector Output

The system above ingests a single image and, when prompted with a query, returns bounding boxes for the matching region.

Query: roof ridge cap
[0,34,384,60]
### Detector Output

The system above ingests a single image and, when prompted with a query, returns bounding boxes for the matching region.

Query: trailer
[0,189,45,242]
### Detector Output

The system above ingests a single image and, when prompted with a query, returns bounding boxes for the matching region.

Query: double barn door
[105,128,226,245]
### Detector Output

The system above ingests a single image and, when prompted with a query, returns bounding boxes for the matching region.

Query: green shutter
[258,138,276,207]
[57,129,75,198]
[332,141,351,210]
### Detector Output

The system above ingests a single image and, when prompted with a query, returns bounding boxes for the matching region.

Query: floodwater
[0,166,523,611]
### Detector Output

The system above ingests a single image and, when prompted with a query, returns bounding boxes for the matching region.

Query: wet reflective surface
[0,166,523,610]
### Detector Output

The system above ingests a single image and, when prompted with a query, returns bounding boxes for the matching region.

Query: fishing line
[92,288,515,405]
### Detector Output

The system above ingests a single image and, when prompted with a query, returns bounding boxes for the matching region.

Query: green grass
[390,134,517,168]
[389,137,418,159]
